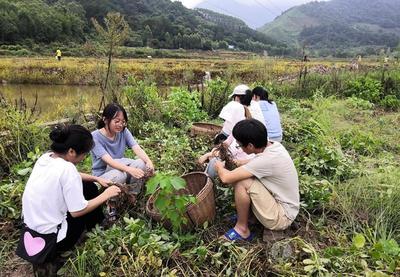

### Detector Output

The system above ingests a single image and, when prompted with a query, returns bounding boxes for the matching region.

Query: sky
[175,0,325,9]
[173,0,329,28]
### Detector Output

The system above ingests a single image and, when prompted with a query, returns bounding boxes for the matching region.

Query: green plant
[123,77,164,133]
[0,96,46,174]
[163,87,207,127]
[379,95,400,111]
[339,129,383,156]
[146,174,196,231]
[345,77,382,102]
[346,96,374,110]
[0,148,41,219]
[201,77,232,118]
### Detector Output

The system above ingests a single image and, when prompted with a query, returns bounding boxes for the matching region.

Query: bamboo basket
[146,172,216,229]
[190,123,222,137]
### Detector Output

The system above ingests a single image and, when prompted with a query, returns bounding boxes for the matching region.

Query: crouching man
[215,119,299,241]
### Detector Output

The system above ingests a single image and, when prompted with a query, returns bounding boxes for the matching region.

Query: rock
[268,240,296,263]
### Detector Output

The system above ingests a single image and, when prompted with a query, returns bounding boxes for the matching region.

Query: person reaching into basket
[214,119,299,241]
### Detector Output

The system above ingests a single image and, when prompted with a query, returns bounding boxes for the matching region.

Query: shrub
[346,96,374,110]
[379,95,400,111]
[345,77,382,102]
[286,118,351,181]
[339,129,383,156]
[0,97,47,175]
[122,77,164,133]
[163,87,207,127]
[201,77,232,118]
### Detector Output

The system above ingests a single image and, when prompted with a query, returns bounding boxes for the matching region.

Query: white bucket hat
[229,84,250,98]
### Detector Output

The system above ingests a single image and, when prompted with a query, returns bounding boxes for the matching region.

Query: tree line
[0,0,291,55]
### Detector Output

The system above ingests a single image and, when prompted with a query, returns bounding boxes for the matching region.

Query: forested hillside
[0,0,289,54]
[259,0,400,57]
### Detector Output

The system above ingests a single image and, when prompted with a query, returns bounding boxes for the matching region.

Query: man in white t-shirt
[215,119,299,241]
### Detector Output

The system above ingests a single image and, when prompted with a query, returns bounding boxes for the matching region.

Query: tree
[142,25,153,47]
[92,12,130,102]
[164,32,173,49]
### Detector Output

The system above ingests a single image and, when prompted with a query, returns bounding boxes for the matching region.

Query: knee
[234,178,253,190]
[134,159,146,170]
[112,171,128,183]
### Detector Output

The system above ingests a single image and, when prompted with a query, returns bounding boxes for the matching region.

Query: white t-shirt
[243,142,299,220]
[22,152,88,242]
[248,101,265,126]
[219,101,245,135]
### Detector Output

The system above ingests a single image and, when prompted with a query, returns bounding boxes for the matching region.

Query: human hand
[211,148,220,157]
[104,185,121,199]
[214,160,225,171]
[96,177,113,188]
[126,167,145,179]
[145,160,155,173]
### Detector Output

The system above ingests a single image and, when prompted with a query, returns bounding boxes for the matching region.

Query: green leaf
[303,259,315,265]
[146,176,159,195]
[155,197,168,211]
[304,265,315,272]
[171,176,186,190]
[17,168,31,176]
[353,233,366,249]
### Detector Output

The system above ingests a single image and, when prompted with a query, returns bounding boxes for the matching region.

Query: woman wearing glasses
[91,103,154,184]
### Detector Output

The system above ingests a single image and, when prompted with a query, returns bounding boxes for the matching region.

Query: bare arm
[79,173,112,188]
[233,159,251,167]
[132,145,154,170]
[70,185,120,218]
[215,161,253,184]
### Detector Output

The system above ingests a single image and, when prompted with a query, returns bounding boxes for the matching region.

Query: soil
[1,253,33,277]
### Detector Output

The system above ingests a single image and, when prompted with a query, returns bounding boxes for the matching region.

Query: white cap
[229,84,250,98]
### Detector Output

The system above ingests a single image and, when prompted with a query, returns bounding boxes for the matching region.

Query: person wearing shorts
[215,119,299,241]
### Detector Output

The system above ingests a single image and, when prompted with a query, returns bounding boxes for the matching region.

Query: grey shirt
[91,129,138,176]
[243,142,299,220]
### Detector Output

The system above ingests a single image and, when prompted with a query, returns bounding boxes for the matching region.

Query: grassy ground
[0,59,399,276]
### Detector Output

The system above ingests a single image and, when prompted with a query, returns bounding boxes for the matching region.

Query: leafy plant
[0,148,41,219]
[163,87,207,127]
[345,77,382,103]
[379,95,400,111]
[146,174,196,231]
[123,77,164,133]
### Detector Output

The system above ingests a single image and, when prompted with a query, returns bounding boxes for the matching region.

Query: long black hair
[252,86,273,104]
[50,124,94,154]
[97,103,128,130]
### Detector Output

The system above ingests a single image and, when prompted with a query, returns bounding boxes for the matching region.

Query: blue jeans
[205,157,219,179]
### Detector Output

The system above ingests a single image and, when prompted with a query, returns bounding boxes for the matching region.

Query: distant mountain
[259,0,400,56]
[0,0,289,54]
[195,0,280,29]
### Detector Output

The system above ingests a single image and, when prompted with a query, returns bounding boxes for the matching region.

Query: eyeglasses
[112,119,127,126]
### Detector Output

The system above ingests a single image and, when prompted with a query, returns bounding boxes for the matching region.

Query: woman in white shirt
[214,84,250,144]
[22,125,120,274]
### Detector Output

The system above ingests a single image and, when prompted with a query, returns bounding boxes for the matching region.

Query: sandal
[224,228,255,242]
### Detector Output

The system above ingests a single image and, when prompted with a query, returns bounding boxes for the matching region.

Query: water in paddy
[0,84,102,120]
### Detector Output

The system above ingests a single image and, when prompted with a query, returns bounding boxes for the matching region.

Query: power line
[252,0,280,17]
[199,0,261,28]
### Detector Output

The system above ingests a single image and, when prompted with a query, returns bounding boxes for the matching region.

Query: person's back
[259,100,282,141]
[243,141,299,221]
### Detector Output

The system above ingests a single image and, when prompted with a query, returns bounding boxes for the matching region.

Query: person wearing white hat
[218,84,249,140]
